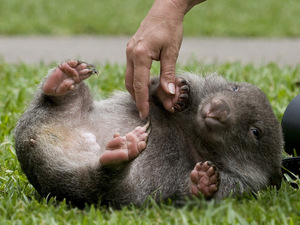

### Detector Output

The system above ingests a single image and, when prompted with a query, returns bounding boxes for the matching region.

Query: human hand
[126,15,183,118]
[125,0,207,119]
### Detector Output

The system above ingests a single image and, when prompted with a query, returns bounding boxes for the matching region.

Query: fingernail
[139,112,146,119]
[168,83,175,95]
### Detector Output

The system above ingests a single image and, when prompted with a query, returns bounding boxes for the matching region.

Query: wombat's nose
[202,97,231,128]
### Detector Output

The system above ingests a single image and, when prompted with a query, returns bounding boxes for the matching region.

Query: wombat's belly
[36,104,145,161]
[36,123,103,164]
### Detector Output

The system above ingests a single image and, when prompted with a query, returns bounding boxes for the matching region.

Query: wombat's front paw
[156,77,190,113]
[43,59,98,96]
[190,161,219,199]
[99,123,150,166]
[172,78,190,112]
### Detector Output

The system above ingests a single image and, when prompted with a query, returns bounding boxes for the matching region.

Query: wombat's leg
[99,124,149,166]
[157,78,190,113]
[190,161,219,198]
[43,59,98,96]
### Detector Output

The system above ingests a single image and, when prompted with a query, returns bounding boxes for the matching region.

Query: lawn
[0,0,300,37]
[0,61,300,224]
[1,0,300,223]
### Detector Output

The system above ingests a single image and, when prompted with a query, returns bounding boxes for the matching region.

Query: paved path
[0,36,299,67]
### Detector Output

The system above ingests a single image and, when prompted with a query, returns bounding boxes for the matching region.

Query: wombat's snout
[201,97,232,129]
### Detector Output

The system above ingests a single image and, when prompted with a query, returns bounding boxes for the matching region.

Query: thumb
[159,57,177,96]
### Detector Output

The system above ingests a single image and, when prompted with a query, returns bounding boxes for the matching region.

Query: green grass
[1,60,300,224]
[0,0,300,37]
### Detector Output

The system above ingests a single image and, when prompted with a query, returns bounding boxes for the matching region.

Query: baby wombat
[14,60,283,207]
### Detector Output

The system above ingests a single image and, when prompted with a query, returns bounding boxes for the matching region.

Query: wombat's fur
[14,62,283,207]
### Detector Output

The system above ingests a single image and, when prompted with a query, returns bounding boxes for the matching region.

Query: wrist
[149,0,205,20]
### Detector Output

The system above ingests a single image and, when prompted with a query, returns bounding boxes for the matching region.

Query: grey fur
[14,68,283,207]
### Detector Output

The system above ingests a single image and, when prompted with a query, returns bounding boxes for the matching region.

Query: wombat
[14,60,283,207]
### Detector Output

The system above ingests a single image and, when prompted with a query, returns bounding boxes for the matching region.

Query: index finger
[125,39,136,100]
[132,47,152,119]
[133,64,151,119]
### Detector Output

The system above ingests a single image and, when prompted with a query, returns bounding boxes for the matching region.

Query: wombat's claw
[91,68,99,75]
[190,161,219,199]
[100,125,149,166]
[172,78,190,112]
[143,118,152,143]
[77,60,99,75]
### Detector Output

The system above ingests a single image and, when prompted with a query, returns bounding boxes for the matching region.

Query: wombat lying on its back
[15,60,283,207]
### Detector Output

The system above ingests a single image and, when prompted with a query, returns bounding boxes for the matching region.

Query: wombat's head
[195,75,283,187]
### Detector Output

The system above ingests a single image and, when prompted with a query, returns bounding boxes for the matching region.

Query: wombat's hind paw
[43,59,98,96]
[100,125,149,166]
[190,161,219,198]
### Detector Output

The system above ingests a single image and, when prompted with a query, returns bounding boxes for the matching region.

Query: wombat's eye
[232,86,239,92]
[251,128,260,138]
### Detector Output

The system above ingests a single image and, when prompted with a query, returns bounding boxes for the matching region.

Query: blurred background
[0,0,299,37]
[1,0,299,66]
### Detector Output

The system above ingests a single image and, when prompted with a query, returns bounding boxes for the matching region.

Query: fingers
[157,51,178,112]
[160,52,178,96]
[126,41,179,118]
[133,55,151,119]
[125,41,135,100]
[126,40,151,119]
[125,13,183,119]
